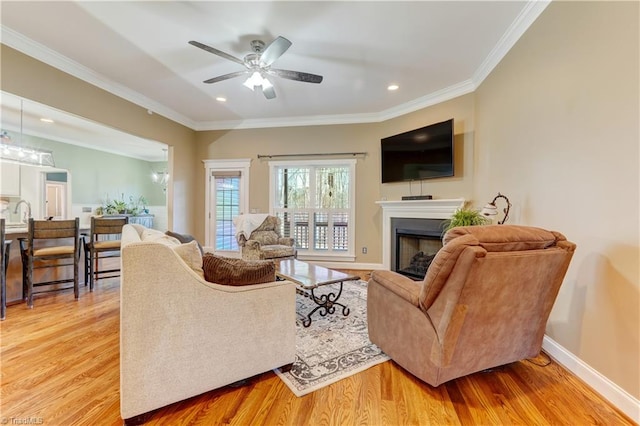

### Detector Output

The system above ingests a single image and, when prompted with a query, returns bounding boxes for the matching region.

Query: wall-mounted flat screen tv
[381,118,454,183]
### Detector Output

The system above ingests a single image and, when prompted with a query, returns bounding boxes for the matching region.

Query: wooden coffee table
[276,259,360,327]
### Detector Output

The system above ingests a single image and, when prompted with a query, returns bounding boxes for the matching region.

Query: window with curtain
[270,159,356,260]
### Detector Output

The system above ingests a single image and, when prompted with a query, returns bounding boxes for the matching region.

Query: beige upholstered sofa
[368,225,576,387]
[119,224,296,421]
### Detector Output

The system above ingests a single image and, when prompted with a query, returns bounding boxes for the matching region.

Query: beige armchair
[367,225,576,387]
[237,215,296,260]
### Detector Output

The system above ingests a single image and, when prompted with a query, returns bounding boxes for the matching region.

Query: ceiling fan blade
[259,36,292,67]
[269,69,323,84]
[203,70,249,84]
[188,40,245,66]
[262,85,276,100]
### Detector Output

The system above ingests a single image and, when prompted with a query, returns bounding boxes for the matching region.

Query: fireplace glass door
[396,231,442,279]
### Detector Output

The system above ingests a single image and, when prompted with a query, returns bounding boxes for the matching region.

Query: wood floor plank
[1,273,634,425]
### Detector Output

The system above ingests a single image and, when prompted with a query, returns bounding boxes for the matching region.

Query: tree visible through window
[270,159,356,259]
[214,174,240,251]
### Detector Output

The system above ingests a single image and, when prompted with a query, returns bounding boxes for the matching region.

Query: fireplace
[376,198,464,274]
[391,218,444,280]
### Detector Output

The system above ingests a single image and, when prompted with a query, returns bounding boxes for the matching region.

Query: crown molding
[1,26,197,130]
[197,79,476,131]
[377,80,476,123]
[472,0,551,86]
[193,111,382,131]
[2,1,548,132]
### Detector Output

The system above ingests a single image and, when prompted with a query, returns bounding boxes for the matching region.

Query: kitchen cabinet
[0,162,20,197]
[128,215,154,228]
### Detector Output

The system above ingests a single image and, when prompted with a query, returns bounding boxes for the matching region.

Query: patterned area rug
[274,280,390,397]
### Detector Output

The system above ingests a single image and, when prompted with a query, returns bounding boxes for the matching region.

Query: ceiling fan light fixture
[243,71,267,91]
[190,37,322,100]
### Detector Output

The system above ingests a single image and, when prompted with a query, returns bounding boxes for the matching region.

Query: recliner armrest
[369,270,422,307]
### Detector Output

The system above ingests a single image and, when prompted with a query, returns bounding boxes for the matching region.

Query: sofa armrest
[277,237,294,246]
[120,242,296,419]
[245,239,261,249]
[369,270,422,307]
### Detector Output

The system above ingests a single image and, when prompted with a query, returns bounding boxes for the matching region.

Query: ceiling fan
[189,36,323,100]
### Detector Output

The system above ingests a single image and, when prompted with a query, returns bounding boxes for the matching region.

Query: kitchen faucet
[13,199,32,223]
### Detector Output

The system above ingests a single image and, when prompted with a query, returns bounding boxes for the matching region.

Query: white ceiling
[0,1,548,159]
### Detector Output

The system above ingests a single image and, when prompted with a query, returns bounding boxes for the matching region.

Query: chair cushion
[93,240,121,250]
[260,245,296,259]
[34,246,75,256]
[202,254,275,285]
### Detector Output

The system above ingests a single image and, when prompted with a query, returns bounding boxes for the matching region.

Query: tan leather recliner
[367,225,576,386]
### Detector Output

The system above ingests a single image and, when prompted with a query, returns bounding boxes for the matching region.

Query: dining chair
[84,216,128,290]
[18,218,80,308]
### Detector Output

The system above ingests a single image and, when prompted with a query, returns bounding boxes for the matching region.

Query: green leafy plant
[442,205,490,234]
[97,193,148,216]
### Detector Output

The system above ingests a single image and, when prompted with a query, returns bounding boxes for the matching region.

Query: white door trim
[203,158,251,248]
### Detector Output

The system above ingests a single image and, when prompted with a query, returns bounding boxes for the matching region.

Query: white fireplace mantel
[377,198,465,269]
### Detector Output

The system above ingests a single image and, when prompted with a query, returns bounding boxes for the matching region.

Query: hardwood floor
[0,274,634,425]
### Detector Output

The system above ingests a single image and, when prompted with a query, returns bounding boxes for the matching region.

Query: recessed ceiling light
[216,97,227,102]
[40,118,54,123]
[387,84,399,91]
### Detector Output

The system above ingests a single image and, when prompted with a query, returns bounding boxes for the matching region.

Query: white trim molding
[376,198,465,269]
[270,158,357,261]
[543,335,640,423]
[472,0,551,87]
[202,158,251,248]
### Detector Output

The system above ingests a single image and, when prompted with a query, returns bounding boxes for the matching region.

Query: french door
[203,159,251,257]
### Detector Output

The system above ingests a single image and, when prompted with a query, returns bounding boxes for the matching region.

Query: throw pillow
[172,240,204,278]
[165,230,204,255]
[202,254,275,286]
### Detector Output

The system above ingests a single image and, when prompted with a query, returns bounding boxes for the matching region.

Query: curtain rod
[257,151,367,159]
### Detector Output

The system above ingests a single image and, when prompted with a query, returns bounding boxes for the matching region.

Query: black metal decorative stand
[298,282,350,327]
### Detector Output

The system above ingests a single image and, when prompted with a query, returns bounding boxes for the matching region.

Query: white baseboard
[543,335,640,423]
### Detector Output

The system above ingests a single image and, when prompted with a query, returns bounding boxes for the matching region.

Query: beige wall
[0,45,198,234]
[380,94,476,203]
[195,123,384,263]
[195,94,475,264]
[475,1,639,398]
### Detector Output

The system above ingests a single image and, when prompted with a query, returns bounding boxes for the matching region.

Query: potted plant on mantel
[442,203,490,237]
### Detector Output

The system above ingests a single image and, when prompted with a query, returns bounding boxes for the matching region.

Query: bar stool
[1,218,9,320]
[18,218,80,308]
[83,216,128,291]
